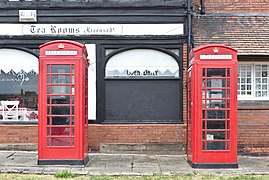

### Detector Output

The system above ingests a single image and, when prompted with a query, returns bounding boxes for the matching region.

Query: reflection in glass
[52,75,70,84]
[51,86,70,94]
[51,127,71,135]
[52,116,70,125]
[47,65,50,73]
[207,68,226,77]
[207,79,226,88]
[207,121,225,129]
[207,110,225,119]
[207,131,225,140]
[50,137,70,146]
[51,106,70,115]
[47,75,50,84]
[52,65,70,73]
[51,96,70,104]
[206,100,226,108]
[207,142,225,150]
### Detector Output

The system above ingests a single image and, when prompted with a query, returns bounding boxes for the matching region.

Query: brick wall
[193,0,269,13]
[88,124,187,151]
[0,118,268,153]
[0,125,38,143]
[238,109,269,153]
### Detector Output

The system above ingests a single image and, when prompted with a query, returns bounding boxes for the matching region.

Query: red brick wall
[0,119,268,153]
[88,124,187,151]
[238,109,269,153]
[0,125,38,143]
[193,0,269,13]
[0,124,187,151]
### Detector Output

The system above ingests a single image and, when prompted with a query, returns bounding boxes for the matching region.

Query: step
[100,143,186,155]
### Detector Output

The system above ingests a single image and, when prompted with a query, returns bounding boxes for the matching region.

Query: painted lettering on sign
[45,50,78,56]
[126,70,159,76]
[23,24,122,35]
[200,54,232,60]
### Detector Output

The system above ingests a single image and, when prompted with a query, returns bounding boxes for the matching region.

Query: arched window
[106,49,179,78]
[0,48,38,121]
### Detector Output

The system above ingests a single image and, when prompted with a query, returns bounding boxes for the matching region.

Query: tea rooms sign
[0,24,184,36]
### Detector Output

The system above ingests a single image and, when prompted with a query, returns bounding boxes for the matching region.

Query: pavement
[0,150,268,176]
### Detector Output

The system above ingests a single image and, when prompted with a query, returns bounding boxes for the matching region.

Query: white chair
[1,101,19,120]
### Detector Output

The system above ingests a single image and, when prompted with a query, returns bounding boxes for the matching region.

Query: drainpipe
[200,0,205,14]
[187,0,192,55]
[187,0,192,60]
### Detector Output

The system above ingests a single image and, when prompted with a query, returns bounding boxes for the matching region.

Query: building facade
[0,0,268,154]
[0,0,189,152]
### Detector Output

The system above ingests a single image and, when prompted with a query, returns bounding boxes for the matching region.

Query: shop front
[0,0,189,151]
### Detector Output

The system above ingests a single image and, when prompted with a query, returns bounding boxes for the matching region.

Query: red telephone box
[38,40,89,165]
[187,44,238,168]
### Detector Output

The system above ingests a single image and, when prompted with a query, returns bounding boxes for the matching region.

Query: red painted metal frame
[187,44,238,167]
[38,40,89,164]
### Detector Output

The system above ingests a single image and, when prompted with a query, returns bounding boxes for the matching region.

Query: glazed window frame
[238,62,269,100]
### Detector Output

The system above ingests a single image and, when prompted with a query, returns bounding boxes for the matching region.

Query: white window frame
[238,62,269,100]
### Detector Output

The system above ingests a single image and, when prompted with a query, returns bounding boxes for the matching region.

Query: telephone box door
[38,40,89,165]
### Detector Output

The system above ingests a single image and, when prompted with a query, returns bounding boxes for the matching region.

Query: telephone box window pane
[72,106,74,115]
[47,138,51,146]
[47,86,50,94]
[47,128,50,136]
[51,96,70,104]
[207,100,226,108]
[47,76,50,84]
[202,121,206,129]
[207,142,225,150]
[51,127,71,136]
[52,75,70,84]
[71,138,75,146]
[52,65,70,73]
[207,90,226,98]
[47,106,50,115]
[52,116,70,125]
[72,96,75,104]
[51,106,70,115]
[72,86,75,94]
[202,110,206,119]
[207,121,225,129]
[227,121,230,130]
[202,131,206,140]
[72,75,75,84]
[227,110,230,119]
[207,131,225,140]
[207,68,226,77]
[71,116,75,125]
[207,79,226,88]
[47,96,50,104]
[227,99,230,108]
[71,127,74,135]
[51,137,70,146]
[51,86,70,94]
[72,65,75,73]
[203,69,206,76]
[47,116,50,125]
[207,110,225,119]
[47,65,50,73]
